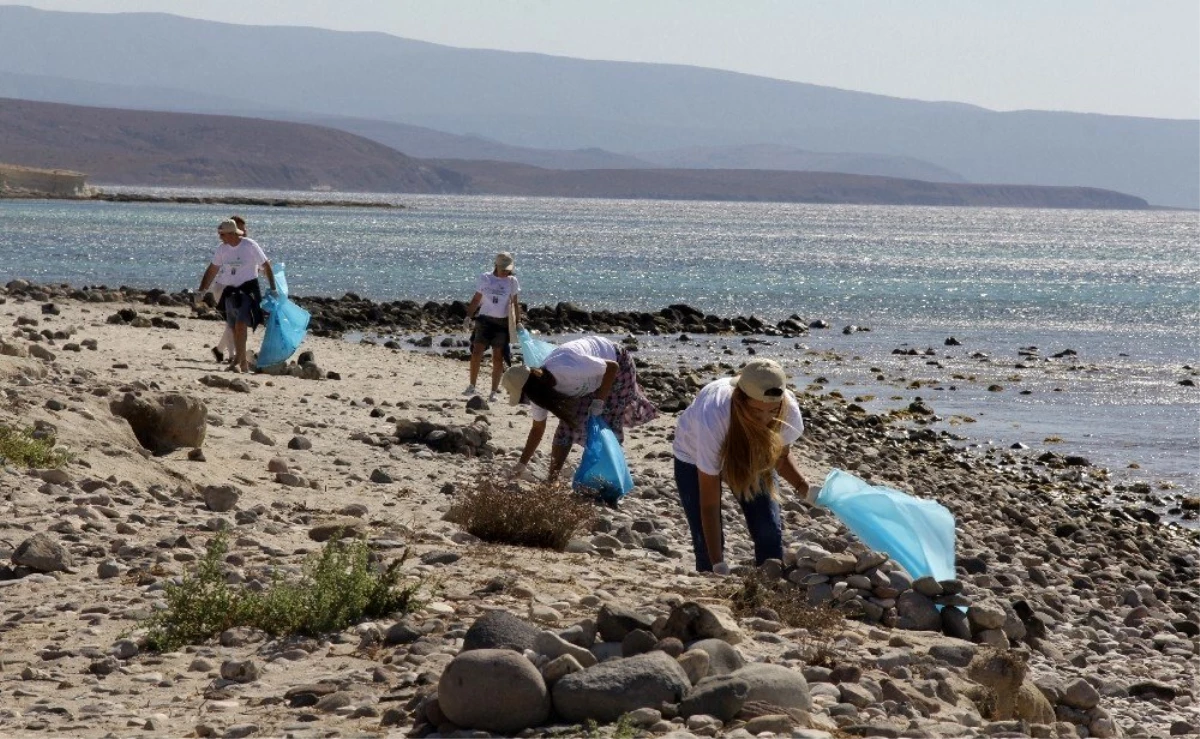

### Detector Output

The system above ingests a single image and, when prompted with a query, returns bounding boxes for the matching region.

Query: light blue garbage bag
[815,468,956,581]
[573,415,634,503]
[257,263,311,369]
[516,326,556,368]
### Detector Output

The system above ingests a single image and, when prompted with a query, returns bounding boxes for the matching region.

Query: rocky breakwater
[4,278,845,341]
[289,294,829,340]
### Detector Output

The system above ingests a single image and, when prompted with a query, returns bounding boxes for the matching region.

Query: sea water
[2,188,1197,501]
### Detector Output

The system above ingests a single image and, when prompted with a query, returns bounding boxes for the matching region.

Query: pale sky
[7,0,1199,120]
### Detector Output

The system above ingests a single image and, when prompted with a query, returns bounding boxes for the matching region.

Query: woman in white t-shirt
[197,218,276,373]
[463,252,521,402]
[673,359,812,574]
[500,335,658,483]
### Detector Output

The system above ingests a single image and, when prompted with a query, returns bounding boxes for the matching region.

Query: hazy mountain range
[0,97,1149,209]
[0,5,1195,207]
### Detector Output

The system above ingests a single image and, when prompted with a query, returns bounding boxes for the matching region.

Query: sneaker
[211,347,224,363]
[488,390,500,403]
[462,384,477,396]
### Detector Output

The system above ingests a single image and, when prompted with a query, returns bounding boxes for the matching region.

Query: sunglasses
[761,387,784,397]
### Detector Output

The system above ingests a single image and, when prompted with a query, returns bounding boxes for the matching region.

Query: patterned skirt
[551,346,660,448]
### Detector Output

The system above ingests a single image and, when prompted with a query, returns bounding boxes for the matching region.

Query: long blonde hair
[721,387,786,501]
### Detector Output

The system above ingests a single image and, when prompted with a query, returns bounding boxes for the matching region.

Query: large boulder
[679,676,750,721]
[12,533,73,573]
[595,603,656,642]
[552,651,691,723]
[686,638,747,676]
[437,649,549,733]
[660,601,745,645]
[462,610,541,653]
[109,392,207,454]
[728,663,812,711]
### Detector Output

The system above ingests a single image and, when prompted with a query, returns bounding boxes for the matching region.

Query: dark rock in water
[1063,455,1091,467]
[809,319,830,329]
[944,337,961,346]
[462,610,541,653]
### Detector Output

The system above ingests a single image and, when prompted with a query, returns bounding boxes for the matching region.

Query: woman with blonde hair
[673,359,812,574]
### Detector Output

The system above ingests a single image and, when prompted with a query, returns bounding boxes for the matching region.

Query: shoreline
[0,284,1196,738]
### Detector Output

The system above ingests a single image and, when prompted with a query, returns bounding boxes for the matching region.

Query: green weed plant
[0,424,69,468]
[143,531,423,652]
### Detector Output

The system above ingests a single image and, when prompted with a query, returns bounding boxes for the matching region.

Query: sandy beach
[0,281,1195,739]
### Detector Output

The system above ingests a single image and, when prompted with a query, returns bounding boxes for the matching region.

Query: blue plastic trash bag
[573,415,634,503]
[516,326,556,368]
[815,468,956,581]
[257,264,311,369]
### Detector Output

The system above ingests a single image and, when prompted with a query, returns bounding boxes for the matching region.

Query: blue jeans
[674,457,783,572]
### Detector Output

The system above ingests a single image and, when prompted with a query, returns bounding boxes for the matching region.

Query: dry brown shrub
[726,569,845,633]
[447,473,596,551]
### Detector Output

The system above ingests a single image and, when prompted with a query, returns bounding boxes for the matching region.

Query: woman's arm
[595,360,619,401]
[198,264,219,293]
[510,293,522,324]
[466,292,483,317]
[776,451,812,502]
[519,418,546,465]
[698,470,725,568]
[261,261,277,293]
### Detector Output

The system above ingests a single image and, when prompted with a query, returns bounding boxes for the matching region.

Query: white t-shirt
[529,336,619,422]
[212,237,268,287]
[475,272,520,318]
[673,377,804,476]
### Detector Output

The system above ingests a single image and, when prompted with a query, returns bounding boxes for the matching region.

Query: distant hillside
[434,160,1148,209]
[637,144,966,183]
[0,6,1193,206]
[0,98,1148,209]
[0,98,462,192]
[294,115,655,170]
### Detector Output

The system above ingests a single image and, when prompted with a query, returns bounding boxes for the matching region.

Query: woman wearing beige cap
[463,252,521,402]
[197,217,276,373]
[500,335,658,483]
[673,359,812,574]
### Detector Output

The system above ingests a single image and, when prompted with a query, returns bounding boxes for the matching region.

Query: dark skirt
[218,279,264,330]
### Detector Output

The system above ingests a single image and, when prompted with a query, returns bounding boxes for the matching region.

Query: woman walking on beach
[204,214,248,363]
[500,335,658,482]
[464,252,521,402]
[197,217,276,373]
[673,359,812,574]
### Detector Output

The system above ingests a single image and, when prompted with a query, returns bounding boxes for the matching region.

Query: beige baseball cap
[494,252,515,273]
[734,359,788,402]
[500,365,531,405]
[217,218,244,236]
